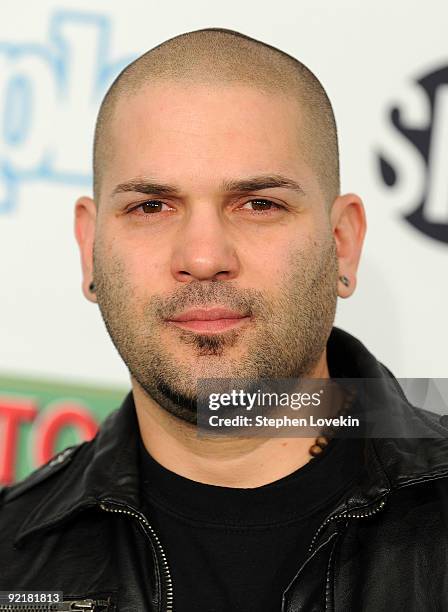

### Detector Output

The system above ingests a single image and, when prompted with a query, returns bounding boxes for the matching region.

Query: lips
[169,307,247,322]
[166,307,251,334]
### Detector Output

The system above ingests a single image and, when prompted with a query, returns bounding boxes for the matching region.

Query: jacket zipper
[0,599,110,611]
[99,502,174,612]
[307,495,388,557]
[308,495,388,612]
[304,466,448,610]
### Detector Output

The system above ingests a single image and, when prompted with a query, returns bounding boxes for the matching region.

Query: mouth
[165,307,252,334]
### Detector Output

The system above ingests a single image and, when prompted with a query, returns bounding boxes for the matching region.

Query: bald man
[1,28,448,612]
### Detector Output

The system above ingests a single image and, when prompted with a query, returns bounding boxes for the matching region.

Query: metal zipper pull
[50,600,109,611]
[57,599,112,611]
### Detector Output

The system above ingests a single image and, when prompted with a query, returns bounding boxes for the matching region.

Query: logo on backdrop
[0,11,134,214]
[378,65,448,244]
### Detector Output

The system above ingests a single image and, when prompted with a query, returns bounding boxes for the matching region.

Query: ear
[330,193,367,298]
[74,196,97,303]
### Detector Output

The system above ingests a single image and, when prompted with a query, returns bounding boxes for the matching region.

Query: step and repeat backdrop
[1,0,447,484]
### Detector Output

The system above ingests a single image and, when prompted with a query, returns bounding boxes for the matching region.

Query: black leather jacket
[1,327,448,612]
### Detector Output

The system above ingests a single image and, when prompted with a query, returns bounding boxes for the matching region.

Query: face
[87,82,340,423]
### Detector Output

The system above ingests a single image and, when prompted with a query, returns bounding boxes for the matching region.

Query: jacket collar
[15,326,448,546]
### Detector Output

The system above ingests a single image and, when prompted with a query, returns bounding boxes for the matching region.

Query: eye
[132,200,170,214]
[240,199,283,213]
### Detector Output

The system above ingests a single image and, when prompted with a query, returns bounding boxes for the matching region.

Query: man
[1,27,448,612]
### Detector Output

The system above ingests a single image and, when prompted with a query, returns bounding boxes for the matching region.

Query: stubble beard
[93,235,339,424]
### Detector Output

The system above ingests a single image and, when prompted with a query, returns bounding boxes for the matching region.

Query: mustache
[148,281,265,320]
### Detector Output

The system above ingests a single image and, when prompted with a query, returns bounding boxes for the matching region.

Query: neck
[133,351,330,488]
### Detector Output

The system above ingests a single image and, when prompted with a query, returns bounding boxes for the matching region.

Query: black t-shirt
[138,435,365,612]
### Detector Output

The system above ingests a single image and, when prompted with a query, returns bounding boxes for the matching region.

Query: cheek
[105,232,167,283]
[243,238,297,290]
[129,253,165,280]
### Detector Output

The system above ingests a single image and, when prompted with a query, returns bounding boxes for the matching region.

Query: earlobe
[74,195,97,303]
[338,273,355,299]
[331,193,367,299]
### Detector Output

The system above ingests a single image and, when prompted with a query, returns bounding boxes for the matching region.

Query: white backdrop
[1,0,447,388]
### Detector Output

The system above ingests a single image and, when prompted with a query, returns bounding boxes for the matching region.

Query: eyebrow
[110,174,306,198]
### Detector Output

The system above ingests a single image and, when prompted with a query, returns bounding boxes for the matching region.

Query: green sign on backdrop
[0,374,127,485]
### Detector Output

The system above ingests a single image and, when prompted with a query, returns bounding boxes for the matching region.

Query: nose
[170,205,240,282]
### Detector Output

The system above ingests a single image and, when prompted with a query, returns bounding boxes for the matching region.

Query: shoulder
[0,442,87,507]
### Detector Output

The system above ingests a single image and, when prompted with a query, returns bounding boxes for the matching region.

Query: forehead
[105,82,309,190]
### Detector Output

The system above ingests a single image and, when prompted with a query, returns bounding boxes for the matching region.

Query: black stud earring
[339,275,350,287]
[89,281,96,293]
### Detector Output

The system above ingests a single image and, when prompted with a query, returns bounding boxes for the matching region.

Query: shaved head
[92,28,340,205]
